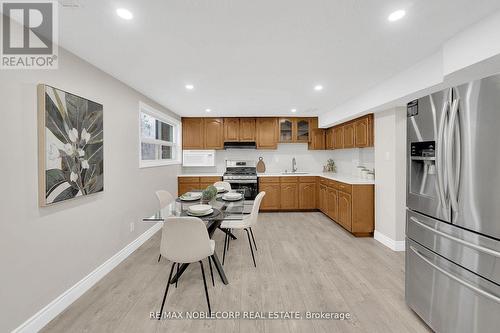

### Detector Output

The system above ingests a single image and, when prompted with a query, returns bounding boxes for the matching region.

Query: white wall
[373,108,406,251]
[0,48,180,332]
[183,143,374,175]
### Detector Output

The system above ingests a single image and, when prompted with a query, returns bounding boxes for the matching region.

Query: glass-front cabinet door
[296,118,310,142]
[279,118,293,142]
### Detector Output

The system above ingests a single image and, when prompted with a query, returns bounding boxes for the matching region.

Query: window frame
[138,102,182,168]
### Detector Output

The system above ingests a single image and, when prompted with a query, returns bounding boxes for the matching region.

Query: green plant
[202,185,217,201]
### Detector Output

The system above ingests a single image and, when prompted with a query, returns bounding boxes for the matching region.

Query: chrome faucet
[292,157,297,173]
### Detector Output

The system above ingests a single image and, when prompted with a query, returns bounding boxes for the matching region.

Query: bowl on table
[179,192,202,201]
[216,186,227,193]
[222,192,243,201]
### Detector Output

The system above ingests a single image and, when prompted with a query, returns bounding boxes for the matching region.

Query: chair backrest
[155,190,174,209]
[247,191,266,226]
[160,217,213,263]
[213,181,232,191]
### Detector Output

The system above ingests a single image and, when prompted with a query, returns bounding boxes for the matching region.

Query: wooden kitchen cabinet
[182,118,204,149]
[279,118,294,142]
[337,191,352,231]
[280,181,298,210]
[256,118,278,149]
[354,116,370,147]
[223,118,240,141]
[296,118,310,142]
[239,118,256,141]
[343,122,355,148]
[319,184,327,213]
[333,126,344,149]
[326,187,338,221]
[178,176,221,195]
[259,177,280,210]
[308,128,325,150]
[299,181,316,209]
[325,128,334,150]
[204,118,224,149]
[199,176,222,189]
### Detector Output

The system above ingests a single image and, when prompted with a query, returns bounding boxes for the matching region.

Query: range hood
[224,141,256,149]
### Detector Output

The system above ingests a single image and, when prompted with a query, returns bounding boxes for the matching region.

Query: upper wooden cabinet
[333,126,344,149]
[223,118,240,141]
[203,118,224,149]
[182,118,204,149]
[296,118,310,142]
[325,128,334,150]
[239,118,256,141]
[343,122,355,148]
[256,118,278,149]
[279,118,294,142]
[308,128,325,150]
[279,117,315,143]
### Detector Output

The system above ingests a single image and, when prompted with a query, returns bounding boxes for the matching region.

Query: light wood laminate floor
[42,212,430,333]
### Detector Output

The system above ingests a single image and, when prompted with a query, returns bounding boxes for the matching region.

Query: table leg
[211,252,229,285]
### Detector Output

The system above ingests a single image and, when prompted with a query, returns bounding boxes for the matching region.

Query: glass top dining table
[142,189,248,285]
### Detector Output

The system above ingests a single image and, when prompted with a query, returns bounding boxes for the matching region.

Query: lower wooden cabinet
[259,178,281,210]
[299,182,317,209]
[280,182,298,210]
[326,187,338,221]
[337,191,352,231]
[178,176,221,196]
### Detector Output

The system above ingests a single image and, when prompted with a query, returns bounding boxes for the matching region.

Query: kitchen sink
[281,172,310,175]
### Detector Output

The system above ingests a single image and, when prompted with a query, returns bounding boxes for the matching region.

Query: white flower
[77,148,85,157]
[64,143,75,155]
[70,171,78,182]
[48,144,60,160]
[68,128,79,143]
[81,160,89,169]
[81,128,91,143]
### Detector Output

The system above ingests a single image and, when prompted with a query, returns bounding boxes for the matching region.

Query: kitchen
[2,1,500,333]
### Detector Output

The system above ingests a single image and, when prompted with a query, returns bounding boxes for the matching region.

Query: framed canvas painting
[38,84,103,206]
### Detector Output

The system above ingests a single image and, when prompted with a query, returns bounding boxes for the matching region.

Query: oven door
[224,180,257,200]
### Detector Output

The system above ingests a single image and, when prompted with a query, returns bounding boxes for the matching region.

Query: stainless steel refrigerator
[406,73,500,333]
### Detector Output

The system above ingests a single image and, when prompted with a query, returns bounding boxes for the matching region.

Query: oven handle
[223,180,257,184]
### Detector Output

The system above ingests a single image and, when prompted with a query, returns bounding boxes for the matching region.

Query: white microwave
[182,150,215,167]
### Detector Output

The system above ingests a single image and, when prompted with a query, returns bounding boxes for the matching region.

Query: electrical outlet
[130,222,135,232]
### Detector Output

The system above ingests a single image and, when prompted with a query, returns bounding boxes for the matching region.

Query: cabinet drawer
[280,176,298,183]
[259,177,280,183]
[179,177,200,183]
[335,182,352,194]
[199,176,221,183]
[319,177,329,185]
[298,176,317,183]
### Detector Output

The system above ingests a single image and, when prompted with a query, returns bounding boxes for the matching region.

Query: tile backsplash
[182,143,374,175]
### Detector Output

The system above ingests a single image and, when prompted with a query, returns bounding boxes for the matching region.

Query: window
[139,102,181,167]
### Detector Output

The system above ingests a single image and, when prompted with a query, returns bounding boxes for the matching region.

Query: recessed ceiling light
[116,8,133,20]
[314,85,323,91]
[388,9,406,22]
[291,109,297,113]
[185,84,194,90]
[205,108,211,113]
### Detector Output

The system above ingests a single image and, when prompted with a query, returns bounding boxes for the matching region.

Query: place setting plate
[179,192,202,201]
[220,192,244,201]
[186,204,214,217]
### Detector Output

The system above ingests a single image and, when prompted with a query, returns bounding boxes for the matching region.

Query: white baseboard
[374,230,406,251]
[12,222,162,333]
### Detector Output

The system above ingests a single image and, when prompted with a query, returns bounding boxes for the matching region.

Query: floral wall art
[38,84,103,206]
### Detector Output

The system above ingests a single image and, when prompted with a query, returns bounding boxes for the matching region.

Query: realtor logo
[1,0,58,69]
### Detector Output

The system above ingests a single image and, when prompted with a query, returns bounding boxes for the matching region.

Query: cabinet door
[239,118,256,141]
[299,182,316,209]
[280,182,298,209]
[319,185,326,213]
[182,118,204,149]
[199,176,222,190]
[333,126,344,149]
[259,183,280,210]
[343,123,355,148]
[204,118,224,149]
[338,191,352,231]
[296,118,310,142]
[325,128,334,149]
[326,187,338,221]
[279,118,294,142]
[308,129,325,150]
[354,117,369,147]
[256,118,278,149]
[178,183,200,196]
[224,118,240,141]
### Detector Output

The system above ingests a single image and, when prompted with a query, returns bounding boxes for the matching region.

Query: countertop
[178,172,374,185]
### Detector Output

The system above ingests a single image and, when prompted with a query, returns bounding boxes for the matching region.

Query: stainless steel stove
[223,160,258,200]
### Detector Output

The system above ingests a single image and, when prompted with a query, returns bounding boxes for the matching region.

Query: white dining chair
[220,191,265,267]
[213,181,232,192]
[158,217,215,317]
[155,190,174,263]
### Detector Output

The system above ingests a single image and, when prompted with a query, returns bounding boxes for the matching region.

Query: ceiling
[58,0,500,117]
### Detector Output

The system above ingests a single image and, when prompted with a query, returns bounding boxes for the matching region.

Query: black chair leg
[157,254,161,262]
[175,263,179,288]
[244,228,257,267]
[227,228,231,250]
[199,260,212,315]
[249,227,257,251]
[223,230,228,265]
[158,262,176,320]
[208,256,215,286]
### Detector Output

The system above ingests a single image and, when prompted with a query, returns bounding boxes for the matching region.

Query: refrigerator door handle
[446,96,461,213]
[409,245,500,304]
[436,99,450,218]
[409,216,500,258]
